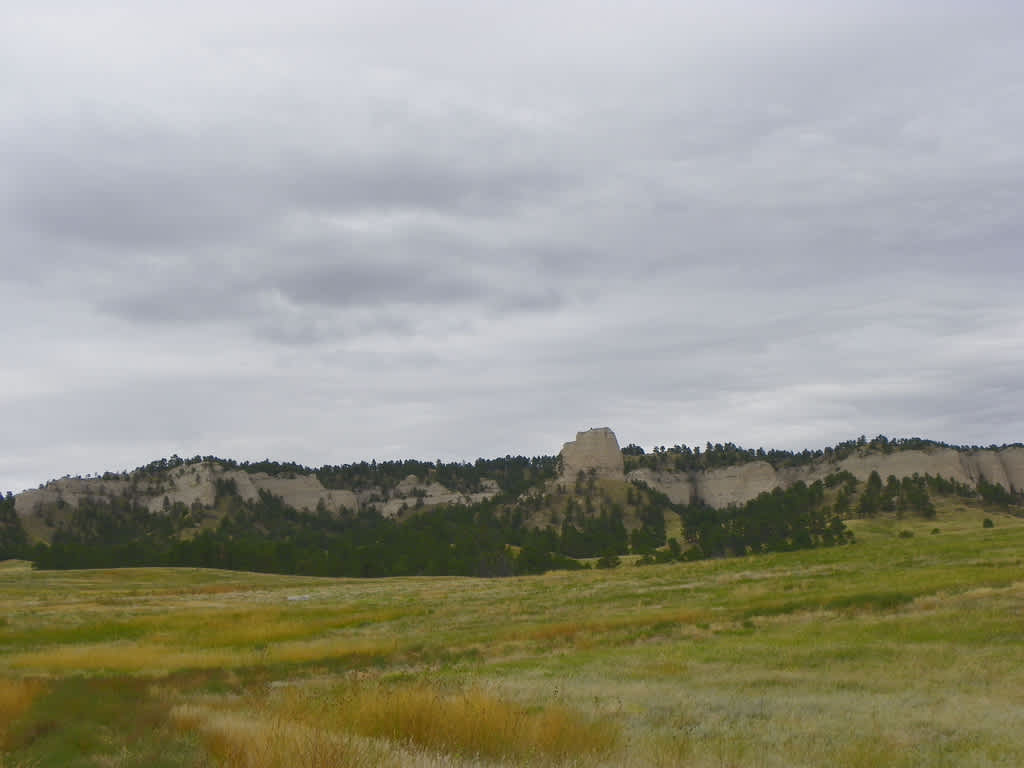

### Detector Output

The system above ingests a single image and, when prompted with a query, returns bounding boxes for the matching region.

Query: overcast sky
[3,1,1023,492]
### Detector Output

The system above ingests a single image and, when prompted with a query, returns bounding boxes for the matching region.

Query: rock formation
[13,459,502,541]
[628,445,1024,508]
[560,427,625,480]
[11,428,1024,546]
[378,475,501,518]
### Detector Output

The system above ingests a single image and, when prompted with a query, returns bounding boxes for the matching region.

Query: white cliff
[560,427,625,480]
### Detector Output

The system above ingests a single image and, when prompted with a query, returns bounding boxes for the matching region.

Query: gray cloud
[286,155,571,216]
[3,1,1024,492]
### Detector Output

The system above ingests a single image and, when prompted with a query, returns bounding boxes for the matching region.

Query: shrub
[898,530,914,538]
[983,518,994,528]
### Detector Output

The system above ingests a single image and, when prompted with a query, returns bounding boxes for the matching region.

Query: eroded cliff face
[377,475,501,518]
[628,446,1024,508]
[14,461,499,532]
[13,463,355,517]
[560,427,625,480]
[223,470,361,517]
[627,468,697,505]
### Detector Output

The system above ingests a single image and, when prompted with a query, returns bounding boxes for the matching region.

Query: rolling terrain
[2,430,1023,765]
[1,500,1022,767]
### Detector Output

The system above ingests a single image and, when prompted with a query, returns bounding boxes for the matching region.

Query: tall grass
[331,683,618,761]
[172,706,385,768]
[0,678,43,749]
[172,682,618,767]
[5,635,394,674]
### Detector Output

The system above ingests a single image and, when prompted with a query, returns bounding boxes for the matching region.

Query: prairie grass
[171,705,386,768]
[171,682,617,767]
[5,635,395,674]
[0,678,44,749]
[2,511,1023,766]
[1,676,204,768]
[311,682,617,761]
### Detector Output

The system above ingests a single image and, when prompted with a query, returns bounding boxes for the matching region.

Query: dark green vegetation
[0,492,28,561]
[8,475,857,577]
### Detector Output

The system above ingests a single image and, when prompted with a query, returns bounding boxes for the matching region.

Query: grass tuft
[336,683,618,761]
[172,682,619,766]
[173,705,385,768]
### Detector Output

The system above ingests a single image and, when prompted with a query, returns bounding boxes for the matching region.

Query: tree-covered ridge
[623,434,1024,473]
[316,455,558,496]
[7,433,1024,578]
[122,453,558,497]
[15,463,1016,577]
[20,469,654,576]
[42,434,1024,495]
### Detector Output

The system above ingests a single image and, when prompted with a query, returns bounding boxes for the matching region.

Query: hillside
[623,435,1024,508]
[2,429,1022,576]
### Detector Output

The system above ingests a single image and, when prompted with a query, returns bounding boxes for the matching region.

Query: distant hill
[625,435,1024,508]
[1,430,1021,576]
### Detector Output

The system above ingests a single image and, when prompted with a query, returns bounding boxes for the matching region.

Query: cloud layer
[3,1,1023,491]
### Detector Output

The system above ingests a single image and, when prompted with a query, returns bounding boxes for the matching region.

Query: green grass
[4,677,205,768]
[1,508,1023,766]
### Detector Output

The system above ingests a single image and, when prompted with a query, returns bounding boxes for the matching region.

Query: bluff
[629,445,1024,508]
[13,462,500,544]
[559,427,625,480]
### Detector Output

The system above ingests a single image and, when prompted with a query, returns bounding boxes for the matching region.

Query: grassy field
[1,505,1022,767]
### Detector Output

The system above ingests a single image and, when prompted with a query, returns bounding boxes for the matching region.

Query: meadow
[1,504,1022,767]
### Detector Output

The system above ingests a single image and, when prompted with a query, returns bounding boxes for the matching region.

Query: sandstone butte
[559,427,626,480]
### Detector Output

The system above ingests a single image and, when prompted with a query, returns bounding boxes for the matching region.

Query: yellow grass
[171,705,386,768]
[332,683,617,761]
[6,635,394,674]
[0,678,44,749]
[171,681,618,767]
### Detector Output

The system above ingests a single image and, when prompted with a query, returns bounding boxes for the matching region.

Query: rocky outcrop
[13,476,135,519]
[629,446,1024,509]
[627,468,696,505]
[560,427,624,480]
[14,460,500,533]
[377,475,500,518]
[223,470,360,515]
[12,462,357,519]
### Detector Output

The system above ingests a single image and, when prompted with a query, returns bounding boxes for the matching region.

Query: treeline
[316,455,558,496]
[24,482,628,576]
[0,491,28,560]
[850,471,1017,517]
[125,453,559,498]
[678,480,852,558]
[28,489,559,577]
[623,435,1024,473]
